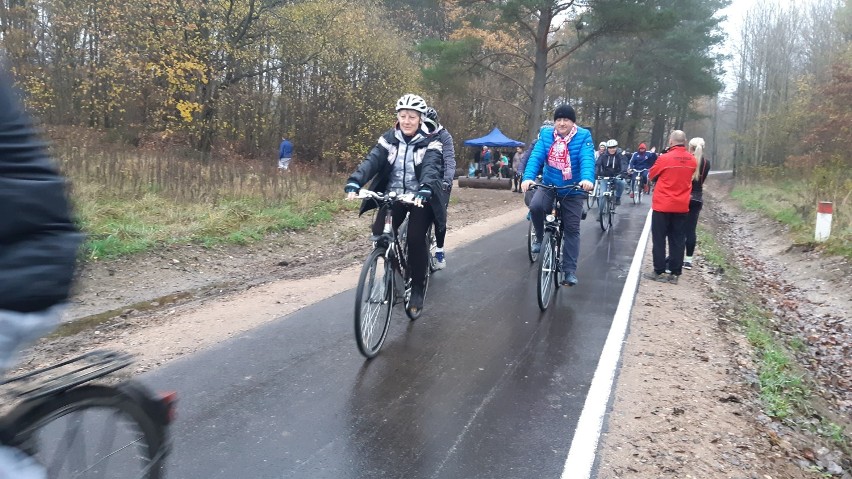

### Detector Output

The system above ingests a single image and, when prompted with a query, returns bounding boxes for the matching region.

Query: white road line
[561,208,653,479]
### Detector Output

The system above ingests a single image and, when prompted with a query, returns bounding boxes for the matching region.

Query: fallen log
[457,177,512,190]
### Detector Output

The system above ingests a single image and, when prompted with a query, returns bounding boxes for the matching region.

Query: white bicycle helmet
[605,139,618,148]
[599,141,606,149]
[396,94,428,113]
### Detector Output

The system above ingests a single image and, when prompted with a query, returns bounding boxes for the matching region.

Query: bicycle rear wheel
[5,383,168,479]
[537,232,556,311]
[354,248,394,358]
[527,220,539,263]
[599,196,610,232]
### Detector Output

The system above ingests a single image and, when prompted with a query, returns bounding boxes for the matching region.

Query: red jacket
[649,145,696,213]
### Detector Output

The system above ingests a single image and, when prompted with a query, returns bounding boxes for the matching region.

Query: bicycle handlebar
[529,183,588,193]
[357,189,418,204]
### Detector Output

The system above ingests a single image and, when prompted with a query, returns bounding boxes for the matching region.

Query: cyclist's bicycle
[596,175,624,232]
[353,189,431,358]
[627,168,649,204]
[586,177,601,209]
[0,350,175,479]
[529,183,587,311]
[527,218,538,263]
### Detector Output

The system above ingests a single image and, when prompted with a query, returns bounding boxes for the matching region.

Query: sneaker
[434,251,446,270]
[644,272,668,283]
[683,260,693,270]
[560,272,578,286]
[668,274,679,284]
[531,241,541,254]
[615,197,621,206]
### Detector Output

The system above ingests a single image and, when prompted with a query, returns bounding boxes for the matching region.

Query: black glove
[415,187,432,202]
[344,182,360,194]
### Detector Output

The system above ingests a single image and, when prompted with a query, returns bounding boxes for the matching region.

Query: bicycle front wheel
[527,220,539,263]
[607,198,614,229]
[537,232,556,311]
[6,383,168,479]
[599,197,610,232]
[631,179,641,204]
[354,248,394,358]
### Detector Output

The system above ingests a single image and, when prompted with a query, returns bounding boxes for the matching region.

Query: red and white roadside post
[815,201,833,242]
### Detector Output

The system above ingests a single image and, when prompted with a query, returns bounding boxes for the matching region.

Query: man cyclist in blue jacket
[521,105,595,286]
[628,142,655,195]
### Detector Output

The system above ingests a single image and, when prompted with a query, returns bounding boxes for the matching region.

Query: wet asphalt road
[145,199,651,479]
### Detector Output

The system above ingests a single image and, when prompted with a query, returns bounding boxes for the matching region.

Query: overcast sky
[717,0,760,91]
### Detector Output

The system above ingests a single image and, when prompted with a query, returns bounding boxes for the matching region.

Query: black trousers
[685,199,703,257]
[651,210,688,275]
[372,202,434,286]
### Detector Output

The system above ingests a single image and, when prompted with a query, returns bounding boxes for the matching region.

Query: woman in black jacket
[345,94,445,314]
[684,137,711,269]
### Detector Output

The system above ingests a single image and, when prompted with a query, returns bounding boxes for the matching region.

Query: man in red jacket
[646,130,696,284]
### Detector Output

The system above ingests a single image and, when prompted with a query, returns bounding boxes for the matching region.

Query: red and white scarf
[546,125,577,180]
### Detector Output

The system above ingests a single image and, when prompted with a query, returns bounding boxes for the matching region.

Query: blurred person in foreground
[0,57,82,478]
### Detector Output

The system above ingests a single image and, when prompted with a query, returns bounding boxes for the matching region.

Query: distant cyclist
[596,139,626,206]
[0,58,82,478]
[521,105,595,286]
[423,107,455,270]
[344,94,445,315]
[628,143,656,194]
[595,141,606,161]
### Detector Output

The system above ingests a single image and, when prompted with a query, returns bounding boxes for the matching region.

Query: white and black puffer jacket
[347,126,447,226]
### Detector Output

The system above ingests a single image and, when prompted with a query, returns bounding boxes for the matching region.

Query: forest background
[0,0,849,258]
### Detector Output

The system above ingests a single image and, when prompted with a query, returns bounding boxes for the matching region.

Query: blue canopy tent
[463,127,525,148]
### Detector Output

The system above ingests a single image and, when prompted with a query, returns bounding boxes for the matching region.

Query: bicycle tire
[5,383,168,479]
[537,232,556,311]
[527,220,539,263]
[631,178,640,205]
[354,248,394,358]
[586,182,598,209]
[427,224,439,272]
[599,196,610,232]
[607,197,614,229]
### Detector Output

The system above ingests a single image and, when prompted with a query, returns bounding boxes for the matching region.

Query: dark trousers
[434,185,451,249]
[685,199,703,257]
[372,202,434,286]
[530,190,584,274]
[651,210,688,275]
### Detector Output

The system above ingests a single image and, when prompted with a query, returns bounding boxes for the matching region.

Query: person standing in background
[278,137,293,171]
[511,146,524,192]
[646,130,696,284]
[683,137,711,270]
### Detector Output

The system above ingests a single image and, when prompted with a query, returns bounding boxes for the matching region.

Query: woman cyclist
[423,107,455,270]
[344,94,445,315]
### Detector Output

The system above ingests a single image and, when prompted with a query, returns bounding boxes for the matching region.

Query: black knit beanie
[553,104,576,122]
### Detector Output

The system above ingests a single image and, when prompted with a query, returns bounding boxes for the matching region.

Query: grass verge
[730,182,851,259]
[699,224,850,452]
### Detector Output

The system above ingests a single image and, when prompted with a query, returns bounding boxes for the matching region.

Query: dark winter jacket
[596,151,623,177]
[691,156,711,203]
[347,127,446,226]
[0,66,82,313]
[628,151,655,171]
